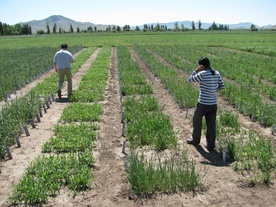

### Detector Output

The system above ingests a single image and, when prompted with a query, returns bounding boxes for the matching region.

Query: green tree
[28,25,32,34]
[198,20,202,30]
[77,27,80,33]
[209,21,218,30]
[3,23,12,35]
[251,24,258,31]
[46,22,50,34]
[154,23,161,31]
[191,21,195,30]
[123,25,130,31]
[13,23,22,35]
[37,30,45,34]
[143,24,148,31]
[112,25,116,32]
[116,26,121,32]
[174,22,179,31]
[53,23,57,33]
[69,24,74,33]
[22,24,29,34]
[106,25,111,32]
[87,26,93,32]
[0,22,3,35]
[94,26,97,32]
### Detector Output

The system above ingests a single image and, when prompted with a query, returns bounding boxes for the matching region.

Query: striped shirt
[53,49,74,70]
[188,68,225,105]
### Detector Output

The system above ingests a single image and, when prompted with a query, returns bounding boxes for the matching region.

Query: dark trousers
[192,102,217,150]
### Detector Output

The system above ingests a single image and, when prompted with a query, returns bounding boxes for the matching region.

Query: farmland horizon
[18,15,275,32]
[0,31,275,206]
[0,0,275,28]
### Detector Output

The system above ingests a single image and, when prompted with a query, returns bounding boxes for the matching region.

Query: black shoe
[58,90,61,98]
[205,143,214,151]
[186,138,199,145]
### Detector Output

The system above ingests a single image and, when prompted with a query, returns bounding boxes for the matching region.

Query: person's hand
[196,65,205,72]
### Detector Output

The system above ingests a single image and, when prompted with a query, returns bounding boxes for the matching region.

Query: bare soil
[0,47,275,207]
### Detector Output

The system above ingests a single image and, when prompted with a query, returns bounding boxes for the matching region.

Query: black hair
[61,43,68,49]
[198,57,216,75]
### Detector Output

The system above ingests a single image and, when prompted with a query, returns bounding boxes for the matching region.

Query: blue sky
[0,0,275,26]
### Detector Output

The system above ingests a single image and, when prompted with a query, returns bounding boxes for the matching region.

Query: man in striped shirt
[187,57,225,151]
[53,43,74,98]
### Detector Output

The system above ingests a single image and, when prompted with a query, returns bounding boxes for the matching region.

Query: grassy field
[0,31,275,206]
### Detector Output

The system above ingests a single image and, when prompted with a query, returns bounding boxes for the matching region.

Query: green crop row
[118,45,176,150]
[117,45,204,196]
[11,150,94,204]
[0,91,41,157]
[212,110,276,184]
[70,47,110,102]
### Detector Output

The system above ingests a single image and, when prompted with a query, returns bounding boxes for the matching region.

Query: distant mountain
[19,15,110,32]
[260,24,275,29]
[19,15,274,32]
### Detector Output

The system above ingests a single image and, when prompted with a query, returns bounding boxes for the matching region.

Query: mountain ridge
[19,15,275,32]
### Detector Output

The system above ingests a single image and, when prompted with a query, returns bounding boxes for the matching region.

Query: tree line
[1,20,261,35]
[0,22,32,35]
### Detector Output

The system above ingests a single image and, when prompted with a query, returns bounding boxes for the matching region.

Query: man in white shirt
[53,43,74,98]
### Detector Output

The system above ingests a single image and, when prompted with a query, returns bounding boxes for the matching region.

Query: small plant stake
[272,125,276,136]
[251,113,254,121]
[15,135,21,148]
[261,116,265,128]
[4,94,8,102]
[36,113,41,123]
[48,96,52,104]
[39,107,43,117]
[45,100,50,109]
[29,119,36,128]
[23,126,30,136]
[5,146,12,159]
[222,149,227,163]
[121,112,124,123]
[43,103,47,113]
[185,108,189,119]
[51,94,55,102]
[122,141,127,155]
[122,123,126,137]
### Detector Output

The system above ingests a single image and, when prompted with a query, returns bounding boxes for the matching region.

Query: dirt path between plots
[0,48,100,207]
